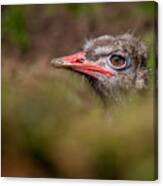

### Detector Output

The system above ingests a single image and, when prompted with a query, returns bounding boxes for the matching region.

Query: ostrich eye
[109,54,127,70]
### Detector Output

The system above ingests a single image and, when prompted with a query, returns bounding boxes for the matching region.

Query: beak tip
[50,58,56,65]
[50,58,64,67]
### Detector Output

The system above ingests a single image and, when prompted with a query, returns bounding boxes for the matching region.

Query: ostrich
[50,34,148,104]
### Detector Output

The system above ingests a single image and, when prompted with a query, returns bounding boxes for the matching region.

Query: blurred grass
[1,2,157,180]
[1,60,156,179]
[65,3,103,17]
[139,1,155,16]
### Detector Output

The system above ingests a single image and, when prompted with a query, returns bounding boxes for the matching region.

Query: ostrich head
[51,34,148,103]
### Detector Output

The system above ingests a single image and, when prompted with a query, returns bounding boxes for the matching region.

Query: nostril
[72,58,85,64]
[79,58,85,63]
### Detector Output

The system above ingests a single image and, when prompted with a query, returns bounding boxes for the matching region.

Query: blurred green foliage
[65,3,102,16]
[2,63,155,179]
[144,32,157,84]
[139,1,155,16]
[2,6,29,51]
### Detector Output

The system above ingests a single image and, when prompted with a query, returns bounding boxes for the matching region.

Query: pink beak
[51,51,115,78]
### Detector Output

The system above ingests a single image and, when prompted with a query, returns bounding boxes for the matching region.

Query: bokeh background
[1,2,157,180]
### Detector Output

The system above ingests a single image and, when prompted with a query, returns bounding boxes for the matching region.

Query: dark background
[1,2,157,180]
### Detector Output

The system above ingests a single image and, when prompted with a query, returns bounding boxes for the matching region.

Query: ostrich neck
[86,72,137,105]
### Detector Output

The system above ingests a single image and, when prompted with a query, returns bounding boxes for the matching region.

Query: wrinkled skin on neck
[87,68,148,104]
